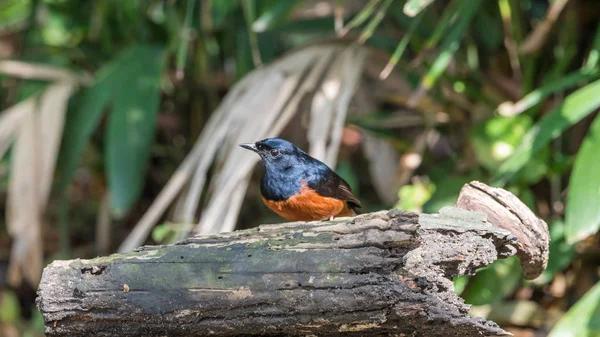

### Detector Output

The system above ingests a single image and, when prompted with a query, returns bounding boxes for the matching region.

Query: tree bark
[36,182,549,337]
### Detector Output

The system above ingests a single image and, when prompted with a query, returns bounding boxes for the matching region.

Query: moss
[69,249,168,269]
[67,229,354,292]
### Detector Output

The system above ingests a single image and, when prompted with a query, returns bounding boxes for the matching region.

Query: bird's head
[239,138,304,171]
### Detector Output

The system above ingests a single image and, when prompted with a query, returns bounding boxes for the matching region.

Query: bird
[240,138,361,222]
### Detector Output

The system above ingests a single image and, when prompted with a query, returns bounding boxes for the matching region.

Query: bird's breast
[260,169,304,201]
[261,183,351,221]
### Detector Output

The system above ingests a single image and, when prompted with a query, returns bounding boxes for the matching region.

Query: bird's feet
[329,216,334,221]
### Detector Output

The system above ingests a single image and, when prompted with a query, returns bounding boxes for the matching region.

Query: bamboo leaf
[565,113,600,243]
[423,0,459,49]
[417,0,483,91]
[242,0,262,66]
[380,12,424,79]
[584,22,600,71]
[0,0,30,31]
[175,0,195,80]
[252,0,297,33]
[358,0,393,44]
[548,282,600,337]
[276,17,337,35]
[339,0,381,35]
[470,115,532,172]
[403,0,436,17]
[57,44,165,218]
[211,0,238,29]
[56,60,115,193]
[495,79,600,184]
[498,70,600,117]
[105,45,165,217]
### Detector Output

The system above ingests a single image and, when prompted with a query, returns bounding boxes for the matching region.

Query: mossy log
[36,182,549,337]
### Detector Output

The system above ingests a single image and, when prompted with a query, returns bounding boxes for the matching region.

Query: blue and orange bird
[240,138,361,221]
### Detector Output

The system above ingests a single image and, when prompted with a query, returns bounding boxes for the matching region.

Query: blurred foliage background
[1,0,600,336]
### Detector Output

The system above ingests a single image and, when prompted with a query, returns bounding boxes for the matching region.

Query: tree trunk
[36,182,549,337]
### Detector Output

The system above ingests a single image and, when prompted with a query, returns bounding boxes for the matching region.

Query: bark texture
[457,181,549,279]
[36,182,549,337]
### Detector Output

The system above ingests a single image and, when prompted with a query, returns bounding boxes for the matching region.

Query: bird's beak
[239,142,259,153]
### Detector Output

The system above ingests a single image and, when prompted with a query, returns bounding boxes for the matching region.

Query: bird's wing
[308,170,362,209]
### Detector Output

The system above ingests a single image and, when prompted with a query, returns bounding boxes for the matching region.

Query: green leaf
[419,0,483,90]
[28,307,46,335]
[461,256,522,305]
[235,28,255,79]
[105,45,165,217]
[211,0,238,29]
[252,0,297,32]
[471,1,504,52]
[566,113,600,243]
[380,11,424,78]
[340,0,380,35]
[548,282,600,337]
[403,0,436,17]
[584,22,600,71]
[358,0,394,43]
[395,180,435,212]
[471,114,550,185]
[389,1,434,39]
[175,0,196,79]
[0,289,20,323]
[56,60,116,194]
[242,0,262,67]
[0,0,31,31]
[453,275,469,296]
[498,69,600,116]
[533,221,576,285]
[41,4,87,47]
[495,79,600,185]
[471,115,532,172]
[516,148,549,185]
[152,223,178,243]
[423,172,480,214]
[57,44,165,217]
[423,0,459,49]
[275,17,334,35]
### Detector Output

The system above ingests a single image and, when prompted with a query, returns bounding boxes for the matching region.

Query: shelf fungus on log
[36,181,549,336]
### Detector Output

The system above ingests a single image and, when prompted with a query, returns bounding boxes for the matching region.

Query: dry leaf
[119,44,367,252]
[37,82,74,206]
[7,107,41,285]
[0,97,35,160]
[362,135,402,204]
[5,82,75,286]
[0,60,91,84]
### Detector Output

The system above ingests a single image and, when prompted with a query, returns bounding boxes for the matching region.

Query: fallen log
[36,181,549,336]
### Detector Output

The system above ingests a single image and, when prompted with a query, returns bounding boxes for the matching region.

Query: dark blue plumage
[256,138,323,201]
[240,138,361,221]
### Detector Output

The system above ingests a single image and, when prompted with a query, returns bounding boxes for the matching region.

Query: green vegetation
[1,0,599,335]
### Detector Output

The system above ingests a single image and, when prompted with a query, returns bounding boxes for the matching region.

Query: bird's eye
[269,149,281,157]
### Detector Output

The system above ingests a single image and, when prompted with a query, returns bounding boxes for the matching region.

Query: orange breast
[262,184,353,221]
